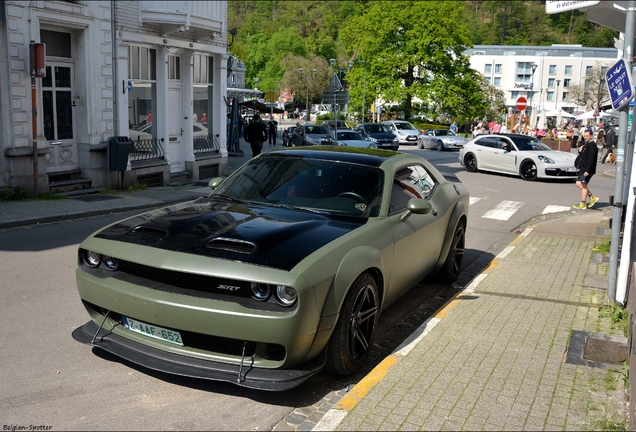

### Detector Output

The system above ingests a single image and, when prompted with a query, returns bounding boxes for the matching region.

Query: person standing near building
[450,121,457,134]
[573,129,599,209]
[244,114,267,158]
[601,125,616,164]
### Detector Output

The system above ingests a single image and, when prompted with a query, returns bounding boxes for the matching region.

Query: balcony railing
[130,138,166,162]
[194,134,220,155]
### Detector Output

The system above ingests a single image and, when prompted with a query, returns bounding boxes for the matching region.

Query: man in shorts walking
[573,128,599,209]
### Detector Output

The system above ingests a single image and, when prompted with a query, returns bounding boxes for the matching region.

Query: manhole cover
[584,336,628,365]
[71,194,121,202]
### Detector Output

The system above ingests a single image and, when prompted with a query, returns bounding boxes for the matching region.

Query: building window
[193,54,214,134]
[549,65,556,75]
[562,92,569,102]
[563,79,571,88]
[565,65,572,75]
[494,77,501,87]
[548,78,555,88]
[516,62,534,84]
[586,65,593,76]
[584,79,592,89]
[168,55,181,80]
[128,46,157,133]
[546,91,554,101]
[473,50,485,55]
[584,92,591,101]
[601,66,608,75]
[511,91,518,99]
[484,64,492,74]
[483,77,491,85]
[495,64,502,74]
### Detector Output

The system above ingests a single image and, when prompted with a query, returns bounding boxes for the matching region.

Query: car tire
[436,141,444,152]
[439,220,465,283]
[325,272,379,376]
[520,160,538,181]
[464,153,478,172]
[417,139,424,149]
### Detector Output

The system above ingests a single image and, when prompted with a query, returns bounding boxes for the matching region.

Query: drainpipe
[110,0,117,189]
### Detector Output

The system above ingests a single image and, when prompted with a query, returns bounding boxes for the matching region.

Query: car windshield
[395,122,416,130]
[305,125,328,135]
[508,136,552,151]
[435,130,455,136]
[213,155,384,218]
[365,124,390,133]
[338,131,364,140]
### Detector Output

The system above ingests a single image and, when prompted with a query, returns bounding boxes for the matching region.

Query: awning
[238,100,285,114]
[227,87,263,96]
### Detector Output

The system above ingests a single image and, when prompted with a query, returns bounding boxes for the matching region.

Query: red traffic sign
[516,97,527,111]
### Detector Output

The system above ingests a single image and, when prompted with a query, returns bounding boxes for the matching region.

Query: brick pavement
[304,209,627,431]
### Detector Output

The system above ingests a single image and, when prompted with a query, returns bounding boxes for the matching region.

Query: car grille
[545,168,578,177]
[86,303,286,360]
[118,259,253,298]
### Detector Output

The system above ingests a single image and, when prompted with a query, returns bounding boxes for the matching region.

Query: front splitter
[72,320,325,391]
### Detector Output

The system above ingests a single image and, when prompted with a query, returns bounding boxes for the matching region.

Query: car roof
[263,147,400,167]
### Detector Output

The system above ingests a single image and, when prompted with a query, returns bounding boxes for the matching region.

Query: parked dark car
[282,126,297,147]
[354,123,399,151]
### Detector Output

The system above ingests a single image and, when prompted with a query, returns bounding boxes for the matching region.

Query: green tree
[340,1,481,120]
[568,62,610,109]
[480,79,506,121]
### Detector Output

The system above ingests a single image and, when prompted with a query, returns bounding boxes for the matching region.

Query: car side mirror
[208,177,224,190]
[401,198,433,221]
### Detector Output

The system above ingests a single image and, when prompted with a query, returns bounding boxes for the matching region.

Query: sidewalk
[307,209,628,431]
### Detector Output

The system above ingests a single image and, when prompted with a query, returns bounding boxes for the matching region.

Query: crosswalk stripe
[482,200,525,220]
[469,197,482,206]
[542,205,571,214]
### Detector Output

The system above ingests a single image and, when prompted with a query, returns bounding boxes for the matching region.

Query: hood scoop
[205,237,257,254]
[130,226,168,239]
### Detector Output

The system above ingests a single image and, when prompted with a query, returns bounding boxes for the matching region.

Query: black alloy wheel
[439,221,465,283]
[436,141,444,151]
[325,273,379,376]
[464,153,478,172]
[520,160,538,181]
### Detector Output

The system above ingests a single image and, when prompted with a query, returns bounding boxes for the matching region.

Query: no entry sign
[516,97,527,111]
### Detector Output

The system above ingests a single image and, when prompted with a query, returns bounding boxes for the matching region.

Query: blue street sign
[606,58,634,110]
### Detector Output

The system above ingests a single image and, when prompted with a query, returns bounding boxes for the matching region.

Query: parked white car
[459,134,578,181]
[382,120,420,145]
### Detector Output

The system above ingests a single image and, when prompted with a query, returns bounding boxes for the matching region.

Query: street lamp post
[330,58,338,141]
[531,64,538,127]
[253,77,259,116]
[299,68,317,125]
[555,79,560,111]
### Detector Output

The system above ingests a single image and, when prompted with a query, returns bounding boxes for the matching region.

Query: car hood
[366,132,396,140]
[440,136,466,144]
[94,198,364,271]
[339,140,374,148]
[527,150,576,162]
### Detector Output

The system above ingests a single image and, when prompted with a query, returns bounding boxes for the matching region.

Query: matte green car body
[73,148,469,390]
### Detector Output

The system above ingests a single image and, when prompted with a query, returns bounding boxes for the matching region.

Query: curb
[312,226,535,431]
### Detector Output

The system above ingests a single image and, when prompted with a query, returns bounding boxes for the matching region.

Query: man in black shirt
[601,125,616,164]
[244,114,268,157]
[573,128,599,209]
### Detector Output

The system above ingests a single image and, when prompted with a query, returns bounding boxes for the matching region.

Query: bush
[0,185,32,202]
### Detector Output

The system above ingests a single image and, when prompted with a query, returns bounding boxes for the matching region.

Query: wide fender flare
[434,200,467,272]
[320,246,384,318]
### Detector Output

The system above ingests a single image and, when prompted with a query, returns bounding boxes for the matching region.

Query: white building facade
[0,0,229,193]
[466,44,618,119]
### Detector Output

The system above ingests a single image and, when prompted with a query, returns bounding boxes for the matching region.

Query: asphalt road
[0,149,617,430]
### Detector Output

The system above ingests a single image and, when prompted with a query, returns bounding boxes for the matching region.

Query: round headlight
[102,256,119,271]
[82,250,101,268]
[274,285,298,307]
[250,282,271,301]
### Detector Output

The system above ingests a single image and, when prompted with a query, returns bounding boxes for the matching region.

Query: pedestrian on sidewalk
[601,125,616,164]
[244,114,267,158]
[573,128,599,209]
[268,119,277,147]
[596,129,605,162]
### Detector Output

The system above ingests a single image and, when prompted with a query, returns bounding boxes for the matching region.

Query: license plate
[407,136,416,141]
[567,167,578,172]
[122,316,184,346]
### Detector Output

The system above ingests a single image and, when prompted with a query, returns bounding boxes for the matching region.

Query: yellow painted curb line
[334,355,398,411]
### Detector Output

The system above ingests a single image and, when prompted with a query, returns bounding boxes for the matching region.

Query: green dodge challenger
[73,147,469,390]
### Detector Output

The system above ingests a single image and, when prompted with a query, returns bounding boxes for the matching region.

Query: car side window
[389,164,438,214]
[475,137,497,148]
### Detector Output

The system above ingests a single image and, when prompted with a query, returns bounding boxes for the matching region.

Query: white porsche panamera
[459,134,579,181]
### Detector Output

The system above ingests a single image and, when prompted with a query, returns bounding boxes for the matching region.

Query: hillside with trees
[228,0,618,121]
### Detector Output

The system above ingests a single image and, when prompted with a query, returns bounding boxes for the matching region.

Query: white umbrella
[537,109,547,130]
[557,110,562,128]
[546,109,575,118]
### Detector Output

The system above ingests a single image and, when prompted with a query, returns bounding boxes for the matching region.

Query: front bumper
[544,167,578,177]
[73,320,325,391]
[397,135,419,145]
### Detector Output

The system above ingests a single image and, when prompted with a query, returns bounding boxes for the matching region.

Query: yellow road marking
[335,355,398,411]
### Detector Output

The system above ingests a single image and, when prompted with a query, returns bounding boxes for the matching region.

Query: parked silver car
[418,129,466,151]
[382,120,420,145]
